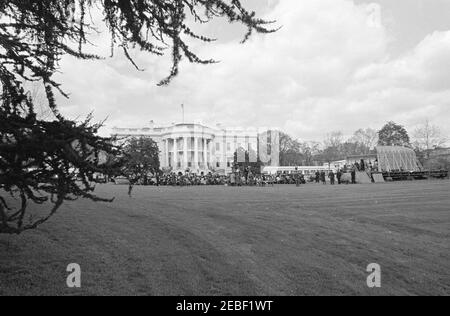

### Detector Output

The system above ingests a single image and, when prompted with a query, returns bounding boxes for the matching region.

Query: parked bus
[262,166,337,177]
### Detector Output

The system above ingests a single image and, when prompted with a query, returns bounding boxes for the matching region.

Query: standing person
[337,169,342,185]
[295,167,301,187]
[315,171,320,184]
[245,167,250,184]
[351,166,357,184]
[321,171,326,185]
[329,170,336,185]
[128,181,134,197]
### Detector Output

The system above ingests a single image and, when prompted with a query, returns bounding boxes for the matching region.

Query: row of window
[170,140,208,151]
[167,159,238,169]
[169,162,212,169]
[215,142,256,152]
[215,159,235,169]
[167,161,235,169]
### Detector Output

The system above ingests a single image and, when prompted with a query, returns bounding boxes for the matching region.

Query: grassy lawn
[0,181,449,296]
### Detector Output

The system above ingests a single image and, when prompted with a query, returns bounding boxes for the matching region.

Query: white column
[203,138,208,170]
[224,137,227,171]
[165,139,169,168]
[173,138,178,170]
[209,140,213,169]
[194,137,199,171]
[183,137,188,170]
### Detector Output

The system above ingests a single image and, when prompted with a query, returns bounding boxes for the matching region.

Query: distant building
[425,147,450,170]
[429,148,450,159]
[111,122,279,174]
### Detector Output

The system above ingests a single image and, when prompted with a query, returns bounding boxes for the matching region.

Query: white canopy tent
[376,146,422,172]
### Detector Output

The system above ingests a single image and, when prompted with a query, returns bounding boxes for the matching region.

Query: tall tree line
[279,120,448,167]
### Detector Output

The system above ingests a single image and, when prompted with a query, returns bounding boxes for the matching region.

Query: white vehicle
[114,177,130,185]
[262,166,337,176]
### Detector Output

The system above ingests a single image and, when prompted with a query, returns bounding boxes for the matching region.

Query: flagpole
[181,104,185,123]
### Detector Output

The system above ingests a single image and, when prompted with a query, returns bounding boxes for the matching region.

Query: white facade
[112,122,278,174]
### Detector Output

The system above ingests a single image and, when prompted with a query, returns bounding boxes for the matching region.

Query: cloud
[54,0,450,143]
[350,30,450,132]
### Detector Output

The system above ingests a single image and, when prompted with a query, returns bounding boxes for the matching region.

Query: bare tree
[413,119,448,158]
[351,128,378,153]
[324,131,344,150]
[322,132,344,163]
[279,132,303,166]
[299,141,321,166]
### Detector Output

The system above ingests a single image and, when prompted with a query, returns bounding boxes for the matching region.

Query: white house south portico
[112,122,279,175]
[161,124,216,173]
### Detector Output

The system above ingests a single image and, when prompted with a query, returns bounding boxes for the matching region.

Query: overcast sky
[55,0,450,142]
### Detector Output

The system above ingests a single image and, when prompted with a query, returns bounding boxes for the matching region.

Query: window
[227,157,234,168]
[216,162,221,168]
[216,143,220,151]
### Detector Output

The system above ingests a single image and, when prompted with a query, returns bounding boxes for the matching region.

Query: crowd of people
[131,170,339,187]
[350,159,379,173]
[115,159,382,187]
[146,172,278,187]
[157,173,228,186]
[142,170,359,187]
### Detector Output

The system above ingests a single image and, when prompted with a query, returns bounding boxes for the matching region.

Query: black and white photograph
[0,0,449,301]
